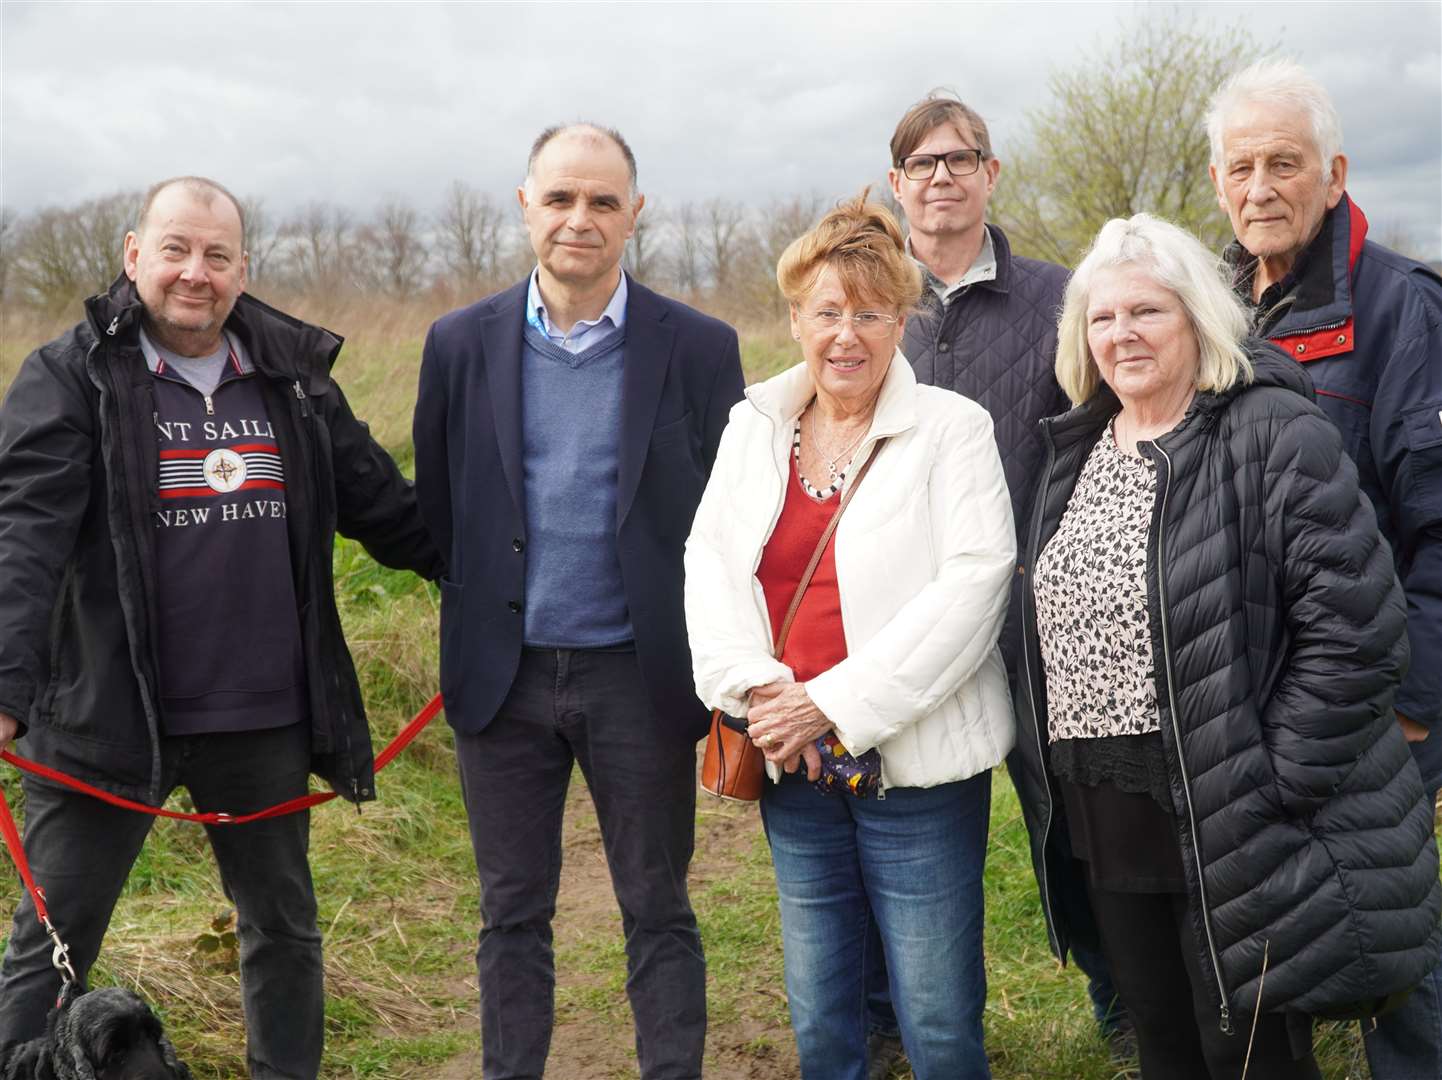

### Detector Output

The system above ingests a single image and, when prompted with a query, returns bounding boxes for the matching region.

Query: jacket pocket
[437,576,465,704]
[1403,401,1442,522]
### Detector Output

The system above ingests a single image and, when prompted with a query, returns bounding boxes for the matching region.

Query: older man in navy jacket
[413,124,744,1079]
[1208,60,1442,1080]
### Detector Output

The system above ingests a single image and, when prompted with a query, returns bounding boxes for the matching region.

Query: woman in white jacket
[683,195,1016,1080]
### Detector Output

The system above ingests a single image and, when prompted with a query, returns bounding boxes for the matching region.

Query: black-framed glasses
[899,148,986,181]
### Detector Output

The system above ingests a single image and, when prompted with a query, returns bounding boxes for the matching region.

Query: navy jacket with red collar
[1229,195,1442,789]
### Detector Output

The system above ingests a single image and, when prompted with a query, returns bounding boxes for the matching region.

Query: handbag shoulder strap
[773,437,887,658]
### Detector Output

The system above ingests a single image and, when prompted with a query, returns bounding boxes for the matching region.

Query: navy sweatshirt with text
[151,360,306,735]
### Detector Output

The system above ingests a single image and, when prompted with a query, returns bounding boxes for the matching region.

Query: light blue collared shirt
[525,269,628,353]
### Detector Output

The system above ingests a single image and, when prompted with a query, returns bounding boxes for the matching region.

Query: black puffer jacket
[1011,341,1442,1022]
[0,276,443,805]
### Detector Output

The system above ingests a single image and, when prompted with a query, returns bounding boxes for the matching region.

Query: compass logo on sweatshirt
[204,448,247,492]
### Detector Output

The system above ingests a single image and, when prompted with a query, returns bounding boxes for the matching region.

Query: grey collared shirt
[907,227,998,304]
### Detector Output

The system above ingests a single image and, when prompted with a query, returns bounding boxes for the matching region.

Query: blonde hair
[1055,214,1252,405]
[776,192,923,311]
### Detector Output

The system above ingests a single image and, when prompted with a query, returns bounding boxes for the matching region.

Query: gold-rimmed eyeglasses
[798,309,901,338]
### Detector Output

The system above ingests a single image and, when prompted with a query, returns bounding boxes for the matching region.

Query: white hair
[1055,214,1252,406]
[1205,58,1343,169]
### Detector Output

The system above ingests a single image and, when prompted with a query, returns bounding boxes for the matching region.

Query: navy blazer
[414,275,746,739]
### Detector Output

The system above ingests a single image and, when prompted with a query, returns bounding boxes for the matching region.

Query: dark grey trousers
[0,723,322,1080]
[454,646,705,1080]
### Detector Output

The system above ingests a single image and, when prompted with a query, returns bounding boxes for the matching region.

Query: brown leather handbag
[699,441,886,801]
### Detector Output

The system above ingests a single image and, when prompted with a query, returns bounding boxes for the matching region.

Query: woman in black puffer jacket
[1010,213,1441,1079]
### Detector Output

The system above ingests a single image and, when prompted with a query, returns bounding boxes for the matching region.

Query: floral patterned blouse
[1033,424,1161,743]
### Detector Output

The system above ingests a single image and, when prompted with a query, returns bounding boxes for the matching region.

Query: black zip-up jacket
[0,275,443,805]
[1011,341,1441,1020]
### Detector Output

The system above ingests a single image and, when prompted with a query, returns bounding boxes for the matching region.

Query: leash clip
[42,914,77,985]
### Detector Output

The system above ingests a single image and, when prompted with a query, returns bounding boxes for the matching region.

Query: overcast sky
[3,1,1439,258]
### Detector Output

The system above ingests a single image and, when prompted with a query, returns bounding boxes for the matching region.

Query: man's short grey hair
[137,176,247,247]
[1205,59,1344,169]
[526,123,639,197]
[1055,213,1252,406]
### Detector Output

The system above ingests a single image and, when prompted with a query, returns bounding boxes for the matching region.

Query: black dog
[0,987,192,1080]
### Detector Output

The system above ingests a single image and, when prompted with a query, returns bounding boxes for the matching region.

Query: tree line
[0,182,839,324]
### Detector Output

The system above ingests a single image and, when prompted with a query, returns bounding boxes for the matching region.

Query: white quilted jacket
[683,354,1017,789]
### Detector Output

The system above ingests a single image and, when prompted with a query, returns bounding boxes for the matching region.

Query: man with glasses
[866,91,1134,1077]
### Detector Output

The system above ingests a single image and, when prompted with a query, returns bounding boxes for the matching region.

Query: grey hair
[1205,58,1343,169]
[1055,213,1252,405]
[525,123,639,197]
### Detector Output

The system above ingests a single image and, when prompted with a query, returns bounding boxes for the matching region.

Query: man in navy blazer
[413,124,745,1079]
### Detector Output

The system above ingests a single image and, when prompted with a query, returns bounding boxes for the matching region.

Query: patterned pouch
[811,732,882,798]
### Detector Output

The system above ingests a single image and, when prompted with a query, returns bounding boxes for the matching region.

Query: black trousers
[0,723,321,1080]
[1086,883,1322,1080]
[454,647,705,1080]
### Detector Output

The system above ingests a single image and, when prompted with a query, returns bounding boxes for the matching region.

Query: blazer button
[512,538,525,552]
[508,600,523,613]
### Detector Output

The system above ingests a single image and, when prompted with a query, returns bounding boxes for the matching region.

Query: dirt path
[430,763,801,1079]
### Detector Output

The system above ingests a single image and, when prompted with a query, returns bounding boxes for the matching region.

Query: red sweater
[756,458,848,682]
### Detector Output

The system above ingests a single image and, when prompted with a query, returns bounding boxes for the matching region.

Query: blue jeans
[761,769,992,1080]
[1364,786,1442,1080]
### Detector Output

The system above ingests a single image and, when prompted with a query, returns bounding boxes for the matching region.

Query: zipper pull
[294,380,310,417]
[105,316,119,336]
[1218,1005,1232,1035]
[203,394,214,416]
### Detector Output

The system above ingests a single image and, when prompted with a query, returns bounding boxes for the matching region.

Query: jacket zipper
[1151,441,1233,1035]
[291,377,360,803]
[1022,428,1061,957]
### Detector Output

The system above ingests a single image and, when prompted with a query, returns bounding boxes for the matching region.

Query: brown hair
[137,176,247,246]
[889,90,992,165]
[776,191,922,311]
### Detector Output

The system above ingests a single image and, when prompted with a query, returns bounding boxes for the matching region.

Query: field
[0,297,1407,1078]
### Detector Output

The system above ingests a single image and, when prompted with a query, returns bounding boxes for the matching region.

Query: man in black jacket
[867,91,1131,1073]
[0,176,442,1080]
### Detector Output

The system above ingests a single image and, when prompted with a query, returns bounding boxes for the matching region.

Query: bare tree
[0,206,18,303]
[239,197,283,284]
[990,13,1255,266]
[624,198,665,286]
[670,202,705,296]
[9,191,138,312]
[746,194,823,315]
[279,202,355,294]
[355,198,429,299]
[703,198,749,297]
[436,181,505,294]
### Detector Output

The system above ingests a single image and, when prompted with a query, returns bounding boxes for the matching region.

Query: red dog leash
[0,691,445,965]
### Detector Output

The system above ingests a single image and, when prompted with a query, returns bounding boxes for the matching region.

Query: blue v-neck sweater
[519,325,634,647]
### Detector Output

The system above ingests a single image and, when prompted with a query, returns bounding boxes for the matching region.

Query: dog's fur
[0,987,192,1080]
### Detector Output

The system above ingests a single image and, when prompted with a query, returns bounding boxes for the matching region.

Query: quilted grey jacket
[1011,341,1442,1021]
[902,223,1070,683]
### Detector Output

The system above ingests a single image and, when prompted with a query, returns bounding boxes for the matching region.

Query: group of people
[0,56,1438,1080]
